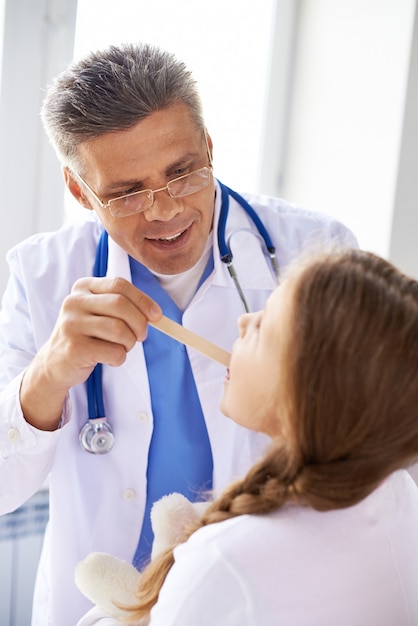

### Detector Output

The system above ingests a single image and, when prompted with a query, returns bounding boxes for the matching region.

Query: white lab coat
[78,470,418,626]
[0,182,356,626]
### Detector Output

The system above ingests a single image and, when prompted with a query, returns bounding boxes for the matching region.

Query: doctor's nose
[143,190,184,222]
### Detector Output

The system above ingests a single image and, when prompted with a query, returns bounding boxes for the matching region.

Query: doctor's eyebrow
[103,151,203,195]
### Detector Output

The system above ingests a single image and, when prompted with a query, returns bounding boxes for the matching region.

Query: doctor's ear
[204,129,214,164]
[63,168,94,211]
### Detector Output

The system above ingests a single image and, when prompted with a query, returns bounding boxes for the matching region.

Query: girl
[80,248,418,625]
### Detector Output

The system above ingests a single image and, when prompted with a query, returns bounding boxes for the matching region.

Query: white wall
[278,0,416,258]
[389,2,418,277]
[0,0,5,87]
[0,0,77,296]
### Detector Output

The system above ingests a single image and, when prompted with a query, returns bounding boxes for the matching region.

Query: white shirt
[0,182,357,625]
[148,471,418,626]
[78,471,418,626]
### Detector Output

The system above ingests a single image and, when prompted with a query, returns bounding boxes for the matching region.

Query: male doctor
[0,43,357,625]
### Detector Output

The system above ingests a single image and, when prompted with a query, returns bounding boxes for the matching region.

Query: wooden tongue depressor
[149,315,231,367]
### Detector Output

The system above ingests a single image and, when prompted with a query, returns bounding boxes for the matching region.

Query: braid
[122,448,418,623]
[203,443,298,521]
[125,442,299,621]
[290,459,384,511]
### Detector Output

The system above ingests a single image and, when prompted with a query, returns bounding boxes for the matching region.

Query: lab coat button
[123,489,136,501]
[136,411,148,423]
[8,428,20,443]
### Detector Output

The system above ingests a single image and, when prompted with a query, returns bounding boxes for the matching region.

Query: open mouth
[157,230,185,242]
[146,226,190,246]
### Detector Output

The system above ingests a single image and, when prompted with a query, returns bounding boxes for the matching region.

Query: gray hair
[41,42,205,172]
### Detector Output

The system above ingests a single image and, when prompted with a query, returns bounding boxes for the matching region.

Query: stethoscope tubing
[81,181,279,451]
[217,181,280,313]
[87,232,108,421]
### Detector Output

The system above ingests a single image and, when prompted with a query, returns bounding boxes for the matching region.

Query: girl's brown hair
[126,248,418,622]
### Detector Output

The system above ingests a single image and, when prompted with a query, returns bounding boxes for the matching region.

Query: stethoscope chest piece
[79,417,115,454]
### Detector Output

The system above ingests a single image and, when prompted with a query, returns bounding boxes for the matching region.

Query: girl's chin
[219,396,229,417]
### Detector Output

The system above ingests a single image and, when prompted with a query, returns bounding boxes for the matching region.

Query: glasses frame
[73,132,213,218]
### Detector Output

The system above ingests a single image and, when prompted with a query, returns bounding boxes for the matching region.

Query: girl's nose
[238,313,252,337]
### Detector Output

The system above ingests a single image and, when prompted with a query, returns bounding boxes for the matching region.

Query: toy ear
[75,552,142,621]
[75,495,210,623]
[150,493,209,559]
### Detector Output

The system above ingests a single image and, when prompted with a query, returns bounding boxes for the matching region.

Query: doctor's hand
[20,277,162,432]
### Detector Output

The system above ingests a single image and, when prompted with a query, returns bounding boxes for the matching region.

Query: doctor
[0,43,357,626]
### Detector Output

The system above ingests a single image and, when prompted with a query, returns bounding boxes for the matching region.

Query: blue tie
[130,256,214,570]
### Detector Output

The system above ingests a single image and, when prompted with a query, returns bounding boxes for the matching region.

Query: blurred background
[0,0,417,623]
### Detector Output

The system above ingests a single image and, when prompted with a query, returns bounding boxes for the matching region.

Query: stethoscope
[79,231,116,454]
[79,181,279,453]
[217,182,280,312]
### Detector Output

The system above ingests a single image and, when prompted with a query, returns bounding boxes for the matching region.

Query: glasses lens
[168,167,212,198]
[109,189,153,218]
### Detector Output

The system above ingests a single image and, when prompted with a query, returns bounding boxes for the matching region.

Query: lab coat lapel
[106,235,151,407]
[107,235,131,280]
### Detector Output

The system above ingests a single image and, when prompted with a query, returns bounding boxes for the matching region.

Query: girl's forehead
[263,278,295,339]
[266,276,294,313]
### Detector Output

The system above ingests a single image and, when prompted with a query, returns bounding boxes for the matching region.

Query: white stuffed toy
[75,493,209,625]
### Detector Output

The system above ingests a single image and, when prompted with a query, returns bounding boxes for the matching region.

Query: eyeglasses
[75,165,213,218]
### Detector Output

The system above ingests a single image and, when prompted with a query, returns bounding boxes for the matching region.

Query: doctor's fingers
[59,292,145,350]
[70,277,162,339]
